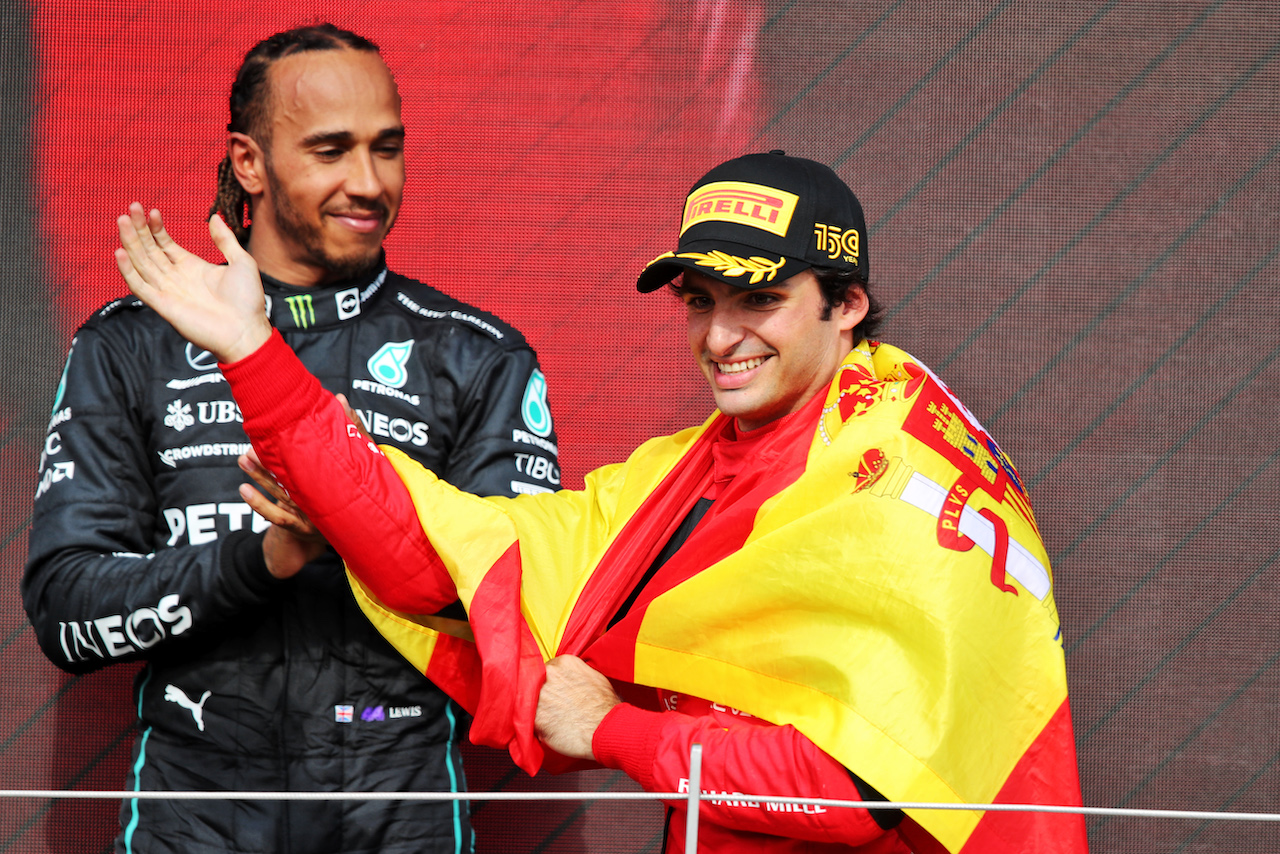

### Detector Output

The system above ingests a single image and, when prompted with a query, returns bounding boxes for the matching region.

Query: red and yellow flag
[348,340,1087,853]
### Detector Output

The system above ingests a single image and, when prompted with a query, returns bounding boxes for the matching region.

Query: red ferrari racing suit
[218,331,926,853]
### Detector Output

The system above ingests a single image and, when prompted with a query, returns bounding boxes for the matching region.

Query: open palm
[115,203,273,363]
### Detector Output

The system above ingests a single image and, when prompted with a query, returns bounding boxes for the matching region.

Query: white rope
[5,739,1279,836]
[1,789,1277,823]
[725,797,1280,823]
[0,790,678,801]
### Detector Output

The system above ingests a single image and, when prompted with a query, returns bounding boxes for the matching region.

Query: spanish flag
[349,340,1088,853]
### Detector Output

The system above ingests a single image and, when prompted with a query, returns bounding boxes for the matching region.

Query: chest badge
[521,369,553,437]
[367,341,414,389]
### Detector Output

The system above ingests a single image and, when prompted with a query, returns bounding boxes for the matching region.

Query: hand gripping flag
[348,340,1088,853]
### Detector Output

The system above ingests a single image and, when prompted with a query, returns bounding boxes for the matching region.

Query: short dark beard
[262,154,387,282]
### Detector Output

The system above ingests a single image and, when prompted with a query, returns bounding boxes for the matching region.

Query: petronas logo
[367,341,414,389]
[521,369,553,437]
[51,342,75,413]
[285,294,316,328]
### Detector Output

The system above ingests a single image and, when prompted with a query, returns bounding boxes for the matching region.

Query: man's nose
[345,149,384,199]
[704,306,746,354]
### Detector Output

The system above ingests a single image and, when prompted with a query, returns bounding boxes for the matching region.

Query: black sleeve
[442,340,561,500]
[847,770,905,830]
[21,321,286,675]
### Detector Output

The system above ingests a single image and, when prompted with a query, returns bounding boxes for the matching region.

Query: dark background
[3,1,1277,851]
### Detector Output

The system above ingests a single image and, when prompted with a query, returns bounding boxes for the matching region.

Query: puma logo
[164,684,212,731]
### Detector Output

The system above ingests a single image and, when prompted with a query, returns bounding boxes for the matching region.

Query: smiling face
[236,48,405,285]
[679,270,868,432]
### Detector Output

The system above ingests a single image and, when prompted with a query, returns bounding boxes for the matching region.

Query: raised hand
[114,203,273,364]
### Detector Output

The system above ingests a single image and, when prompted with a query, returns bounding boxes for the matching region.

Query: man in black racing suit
[22,24,559,854]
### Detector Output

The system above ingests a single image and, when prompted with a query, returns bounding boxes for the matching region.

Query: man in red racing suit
[226,335,921,852]
[114,152,1088,854]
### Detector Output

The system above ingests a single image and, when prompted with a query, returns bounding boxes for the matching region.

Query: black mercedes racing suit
[23,263,560,854]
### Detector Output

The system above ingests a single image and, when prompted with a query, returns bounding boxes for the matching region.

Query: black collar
[260,262,390,331]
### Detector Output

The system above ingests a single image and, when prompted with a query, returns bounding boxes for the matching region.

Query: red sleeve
[220,330,458,613]
[592,702,895,846]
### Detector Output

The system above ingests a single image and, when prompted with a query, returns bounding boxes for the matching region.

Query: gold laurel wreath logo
[676,251,785,284]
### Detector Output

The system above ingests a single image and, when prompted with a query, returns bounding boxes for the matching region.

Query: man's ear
[227,132,266,196]
[838,285,870,333]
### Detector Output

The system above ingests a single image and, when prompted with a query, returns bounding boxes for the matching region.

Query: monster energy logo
[285,294,316,328]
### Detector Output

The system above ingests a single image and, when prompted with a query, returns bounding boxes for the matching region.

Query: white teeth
[718,356,766,374]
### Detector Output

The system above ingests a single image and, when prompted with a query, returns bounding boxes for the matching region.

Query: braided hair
[210,24,381,243]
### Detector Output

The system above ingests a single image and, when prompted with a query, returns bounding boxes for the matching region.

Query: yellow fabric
[351,340,1070,852]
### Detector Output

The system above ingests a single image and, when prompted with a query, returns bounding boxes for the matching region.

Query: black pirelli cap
[637,150,868,292]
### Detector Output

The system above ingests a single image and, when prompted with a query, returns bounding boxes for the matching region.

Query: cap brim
[636,242,811,293]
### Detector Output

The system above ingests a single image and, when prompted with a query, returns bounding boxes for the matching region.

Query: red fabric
[221,338,1074,853]
[221,331,456,612]
[422,633,483,712]
[959,701,1088,853]
[979,507,1017,595]
[466,544,549,770]
[578,393,910,852]
[581,393,824,681]
[552,420,724,664]
[594,694,913,853]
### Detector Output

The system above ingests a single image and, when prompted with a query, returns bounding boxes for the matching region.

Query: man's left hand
[238,448,327,579]
[534,655,621,760]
